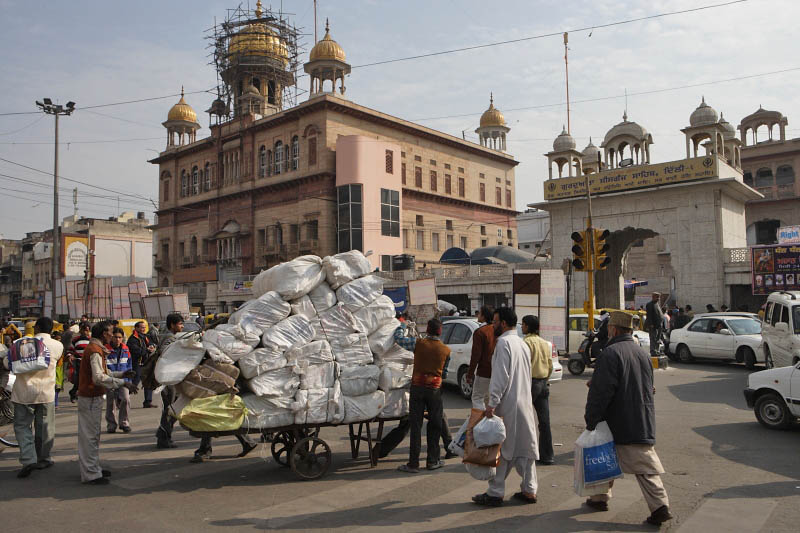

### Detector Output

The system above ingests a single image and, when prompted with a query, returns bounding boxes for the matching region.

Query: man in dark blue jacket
[105,327,133,433]
[584,311,672,527]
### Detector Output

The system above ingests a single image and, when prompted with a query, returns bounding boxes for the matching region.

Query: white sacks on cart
[261,315,316,353]
[253,255,325,300]
[237,348,288,380]
[335,275,385,312]
[202,324,260,363]
[241,393,296,429]
[338,364,380,396]
[289,295,317,320]
[378,362,413,391]
[374,343,415,365]
[342,390,386,423]
[154,333,205,386]
[294,382,344,425]
[330,333,373,365]
[308,282,337,312]
[381,388,410,418]
[297,360,337,390]
[353,295,396,334]
[316,303,362,340]
[228,291,290,335]
[368,319,401,356]
[322,250,373,289]
[246,366,300,397]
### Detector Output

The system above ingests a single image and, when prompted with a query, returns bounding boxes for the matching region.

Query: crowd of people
[2,306,673,526]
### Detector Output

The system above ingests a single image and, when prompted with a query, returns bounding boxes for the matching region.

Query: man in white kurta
[472,307,539,507]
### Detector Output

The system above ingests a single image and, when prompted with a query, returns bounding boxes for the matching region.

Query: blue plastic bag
[573,421,623,495]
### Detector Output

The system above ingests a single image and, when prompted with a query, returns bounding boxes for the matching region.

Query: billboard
[62,235,89,277]
[751,245,800,295]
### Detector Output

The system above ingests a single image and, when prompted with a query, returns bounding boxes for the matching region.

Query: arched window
[743,171,753,187]
[204,163,211,191]
[191,166,199,195]
[308,136,317,166]
[284,143,290,171]
[274,141,283,174]
[755,167,773,188]
[190,236,198,261]
[776,165,795,186]
[181,170,188,197]
[291,136,299,170]
[267,150,272,177]
[259,145,267,177]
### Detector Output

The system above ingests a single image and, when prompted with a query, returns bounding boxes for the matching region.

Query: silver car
[669,313,763,368]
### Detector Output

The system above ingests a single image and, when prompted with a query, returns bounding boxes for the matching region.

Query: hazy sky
[1,0,798,239]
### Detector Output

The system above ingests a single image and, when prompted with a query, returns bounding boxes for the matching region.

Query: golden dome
[309,20,346,62]
[228,3,288,64]
[167,88,198,123]
[479,93,506,128]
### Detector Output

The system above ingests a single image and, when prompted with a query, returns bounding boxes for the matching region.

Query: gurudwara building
[150,2,519,313]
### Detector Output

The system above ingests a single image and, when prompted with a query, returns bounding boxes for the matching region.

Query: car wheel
[754,393,792,429]
[457,367,472,400]
[740,347,756,370]
[764,345,774,369]
[567,358,585,375]
[677,344,694,363]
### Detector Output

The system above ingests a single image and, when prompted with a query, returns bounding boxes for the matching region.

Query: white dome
[718,112,736,140]
[553,126,576,152]
[602,111,649,147]
[689,97,719,127]
[582,138,601,164]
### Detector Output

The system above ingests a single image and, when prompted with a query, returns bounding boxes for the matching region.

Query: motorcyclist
[590,310,610,358]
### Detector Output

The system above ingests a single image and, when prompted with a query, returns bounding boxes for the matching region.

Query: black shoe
[536,458,555,465]
[444,450,458,459]
[121,426,132,433]
[35,459,55,470]
[157,441,177,449]
[143,403,158,409]
[86,477,110,485]
[191,449,212,463]
[512,491,537,504]
[102,469,111,478]
[472,493,503,507]
[17,464,36,478]
[107,428,117,434]
[426,460,445,471]
[237,442,257,458]
[645,505,673,525]
[585,499,609,511]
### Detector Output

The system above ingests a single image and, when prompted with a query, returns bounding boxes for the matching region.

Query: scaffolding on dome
[206,2,305,124]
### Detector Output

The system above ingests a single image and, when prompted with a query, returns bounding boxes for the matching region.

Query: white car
[669,313,763,368]
[441,318,562,400]
[744,360,800,429]
[760,291,800,368]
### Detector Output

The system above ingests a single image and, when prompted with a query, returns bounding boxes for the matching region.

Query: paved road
[1,360,798,532]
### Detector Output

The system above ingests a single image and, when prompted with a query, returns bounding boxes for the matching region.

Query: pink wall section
[335,135,403,269]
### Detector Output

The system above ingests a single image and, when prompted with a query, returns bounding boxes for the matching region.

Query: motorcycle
[567,330,605,375]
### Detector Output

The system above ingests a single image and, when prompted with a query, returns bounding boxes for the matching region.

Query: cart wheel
[290,436,332,480]
[270,432,293,467]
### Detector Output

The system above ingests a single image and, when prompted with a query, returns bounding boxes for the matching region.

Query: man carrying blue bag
[584,311,673,527]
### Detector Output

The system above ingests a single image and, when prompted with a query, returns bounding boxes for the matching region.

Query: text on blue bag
[583,441,622,485]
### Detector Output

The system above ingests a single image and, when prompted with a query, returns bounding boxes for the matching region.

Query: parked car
[441,318,562,400]
[744,360,800,429]
[760,291,800,368]
[668,313,763,367]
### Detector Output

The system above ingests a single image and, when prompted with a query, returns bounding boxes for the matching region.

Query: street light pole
[36,98,75,320]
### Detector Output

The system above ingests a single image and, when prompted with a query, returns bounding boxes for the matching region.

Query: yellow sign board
[543,156,718,200]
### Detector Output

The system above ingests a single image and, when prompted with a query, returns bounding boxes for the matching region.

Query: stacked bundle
[160,250,413,432]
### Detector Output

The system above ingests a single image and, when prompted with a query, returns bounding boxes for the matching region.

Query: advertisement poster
[62,235,89,278]
[751,245,800,295]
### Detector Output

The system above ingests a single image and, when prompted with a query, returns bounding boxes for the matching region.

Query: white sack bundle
[294,382,344,425]
[330,332,373,365]
[297,360,338,390]
[322,250,373,289]
[252,255,325,300]
[368,318,401,356]
[353,295,396,334]
[335,275,386,312]
[241,393,296,429]
[374,343,415,365]
[381,389,410,418]
[154,333,205,386]
[261,315,316,353]
[246,366,300,397]
[229,291,291,335]
[378,362,413,391]
[286,340,333,365]
[338,364,380,396]
[290,295,317,320]
[342,390,386,423]
[202,324,260,362]
[316,303,362,339]
[237,348,288,380]
[308,281,337,312]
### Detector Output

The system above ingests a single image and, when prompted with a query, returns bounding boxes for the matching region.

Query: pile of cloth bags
[154,250,414,432]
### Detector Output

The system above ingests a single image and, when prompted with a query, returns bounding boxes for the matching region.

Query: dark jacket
[645,300,663,331]
[467,323,497,379]
[127,331,152,364]
[584,334,656,445]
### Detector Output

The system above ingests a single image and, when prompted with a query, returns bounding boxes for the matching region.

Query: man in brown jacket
[466,306,495,409]
[398,319,451,474]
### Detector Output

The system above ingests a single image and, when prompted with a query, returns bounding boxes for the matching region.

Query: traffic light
[571,230,589,271]
[593,228,611,270]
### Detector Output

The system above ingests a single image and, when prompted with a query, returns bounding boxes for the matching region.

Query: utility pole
[584,153,597,328]
[36,98,75,320]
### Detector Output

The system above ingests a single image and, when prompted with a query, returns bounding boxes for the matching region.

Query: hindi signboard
[751,245,800,295]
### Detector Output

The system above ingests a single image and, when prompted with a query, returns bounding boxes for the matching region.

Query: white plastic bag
[316,303,362,339]
[342,390,385,423]
[297,361,338,390]
[465,463,497,481]
[573,421,623,496]
[374,343,415,365]
[290,295,317,320]
[322,250,373,289]
[448,419,470,458]
[241,393,296,429]
[380,389,410,418]
[331,333,373,365]
[154,333,205,386]
[229,291,291,335]
[353,295,396,334]
[338,364,380,396]
[261,315,316,353]
[246,366,300,397]
[335,275,386,311]
[203,324,260,362]
[368,319,401,355]
[252,255,325,300]
[285,340,333,365]
[378,362,413,391]
[237,348,287,380]
[308,282,337,312]
[294,382,344,424]
[473,416,507,448]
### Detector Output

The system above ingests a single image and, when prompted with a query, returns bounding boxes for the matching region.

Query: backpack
[8,336,51,375]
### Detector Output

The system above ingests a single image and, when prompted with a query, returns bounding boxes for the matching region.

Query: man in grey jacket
[154,313,183,449]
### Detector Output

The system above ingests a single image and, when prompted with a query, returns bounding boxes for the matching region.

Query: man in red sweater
[466,306,496,409]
